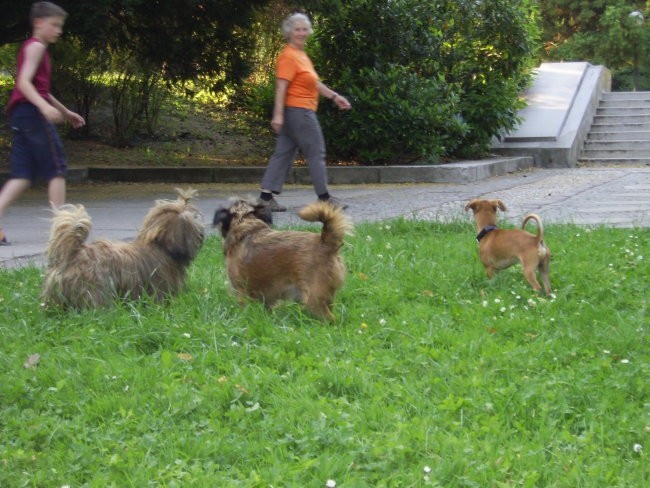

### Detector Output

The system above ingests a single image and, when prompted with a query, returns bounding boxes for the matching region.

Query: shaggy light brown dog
[42,188,205,308]
[213,199,352,321]
[465,198,551,294]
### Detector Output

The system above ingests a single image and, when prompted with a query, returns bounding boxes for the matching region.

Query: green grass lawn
[1,219,648,487]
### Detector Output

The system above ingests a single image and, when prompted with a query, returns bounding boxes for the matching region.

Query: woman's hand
[333,94,351,110]
[271,113,284,134]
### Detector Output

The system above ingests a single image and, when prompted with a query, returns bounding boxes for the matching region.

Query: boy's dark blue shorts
[9,102,67,182]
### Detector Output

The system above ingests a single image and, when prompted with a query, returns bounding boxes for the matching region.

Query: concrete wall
[491,62,611,168]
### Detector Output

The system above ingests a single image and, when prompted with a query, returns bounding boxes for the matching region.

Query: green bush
[240,78,275,121]
[306,0,539,164]
[320,65,468,164]
[0,77,12,112]
[50,38,109,138]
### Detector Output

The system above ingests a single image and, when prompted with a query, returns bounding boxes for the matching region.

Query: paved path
[1,166,649,268]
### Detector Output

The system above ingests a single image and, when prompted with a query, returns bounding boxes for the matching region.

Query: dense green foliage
[304,0,540,163]
[541,0,650,90]
[1,221,648,485]
[0,0,268,85]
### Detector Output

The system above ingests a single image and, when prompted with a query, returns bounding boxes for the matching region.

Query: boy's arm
[17,41,85,128]
[48,93,85,128]
[16,41,63,123]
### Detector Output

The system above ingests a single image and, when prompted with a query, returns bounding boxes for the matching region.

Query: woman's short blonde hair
[281,13,314,40]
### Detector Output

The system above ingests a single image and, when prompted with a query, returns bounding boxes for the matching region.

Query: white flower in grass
[182,332,191,338]
[366,235,373,242]
[385,242,392,250]
[603,349,610,354]
[423,465,432,473]
[494,298,501,304]
[326,480,337,487]
[384,224,391,230]
[379,318,387,326]
[500,307,506,313]
[482,300,488,307]
[620,358,630,364]
[633,443,643,453]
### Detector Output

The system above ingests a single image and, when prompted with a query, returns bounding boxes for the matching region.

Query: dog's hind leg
[539,256,552,295]
[522,263,543,292]
[302,288,335,321]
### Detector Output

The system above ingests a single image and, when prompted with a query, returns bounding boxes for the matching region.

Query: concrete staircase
[580,91,650,165]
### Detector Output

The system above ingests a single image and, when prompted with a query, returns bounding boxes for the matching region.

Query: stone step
[584,140,650,150]
[580,148,650,158]
[580,92,650,164]
[587,130,650,141]
[599,99,650,108]
[596,106,650,115]
[590,122,650,132]
[602,91,650,100]
[579,156,650,165]
[593,114,650,123]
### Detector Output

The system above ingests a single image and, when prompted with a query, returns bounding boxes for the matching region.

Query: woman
[258,12,351,212]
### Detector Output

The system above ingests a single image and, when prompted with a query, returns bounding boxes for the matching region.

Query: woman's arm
[317,81,351,110]
[271,78,290,134]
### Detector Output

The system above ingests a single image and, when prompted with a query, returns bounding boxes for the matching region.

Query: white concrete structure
[492,62,611,167]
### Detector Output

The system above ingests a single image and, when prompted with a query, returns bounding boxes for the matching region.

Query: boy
[0,1,85,245]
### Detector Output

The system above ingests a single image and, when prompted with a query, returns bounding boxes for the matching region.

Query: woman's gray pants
[261,107,329,196]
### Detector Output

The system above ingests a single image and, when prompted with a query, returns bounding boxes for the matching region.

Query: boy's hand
[66,110,86,129]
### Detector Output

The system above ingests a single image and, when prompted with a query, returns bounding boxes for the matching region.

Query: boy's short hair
[30,1,68,24]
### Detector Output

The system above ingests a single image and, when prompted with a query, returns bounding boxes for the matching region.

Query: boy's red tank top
[6,37,51,115]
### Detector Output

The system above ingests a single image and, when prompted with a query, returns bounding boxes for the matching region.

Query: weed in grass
[0,221,648,487]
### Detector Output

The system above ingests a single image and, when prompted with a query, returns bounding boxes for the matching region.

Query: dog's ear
[253,204,273,226]
[464,200,477,212]
[494,200,507,212]
[212,208,233,236]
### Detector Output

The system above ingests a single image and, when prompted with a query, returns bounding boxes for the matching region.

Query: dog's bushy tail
[45,204,92,267]
[299,201,353,251]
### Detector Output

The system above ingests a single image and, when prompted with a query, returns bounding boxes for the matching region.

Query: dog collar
[476,225,498,243]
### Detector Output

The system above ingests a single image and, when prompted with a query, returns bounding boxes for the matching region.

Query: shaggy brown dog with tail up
[465,198,551,294]
[42,188,205,308]
[213,200,353,321]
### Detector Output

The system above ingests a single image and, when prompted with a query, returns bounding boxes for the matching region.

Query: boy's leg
[0,178,31,219]
[48,176,66,208]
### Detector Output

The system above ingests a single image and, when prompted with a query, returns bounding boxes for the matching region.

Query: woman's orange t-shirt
[276,44,320,111]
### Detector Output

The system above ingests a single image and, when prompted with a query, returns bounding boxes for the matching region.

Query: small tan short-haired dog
[465,199,551,294]
[213,200,352,321]
[42,188,205,308]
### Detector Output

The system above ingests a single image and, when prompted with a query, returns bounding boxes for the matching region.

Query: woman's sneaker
[257,197,287,212]
[320,196,348,210]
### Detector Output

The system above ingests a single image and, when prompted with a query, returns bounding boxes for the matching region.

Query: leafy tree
[1,0,270,86]
[297,0,539,163]
[541,0,650,90]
